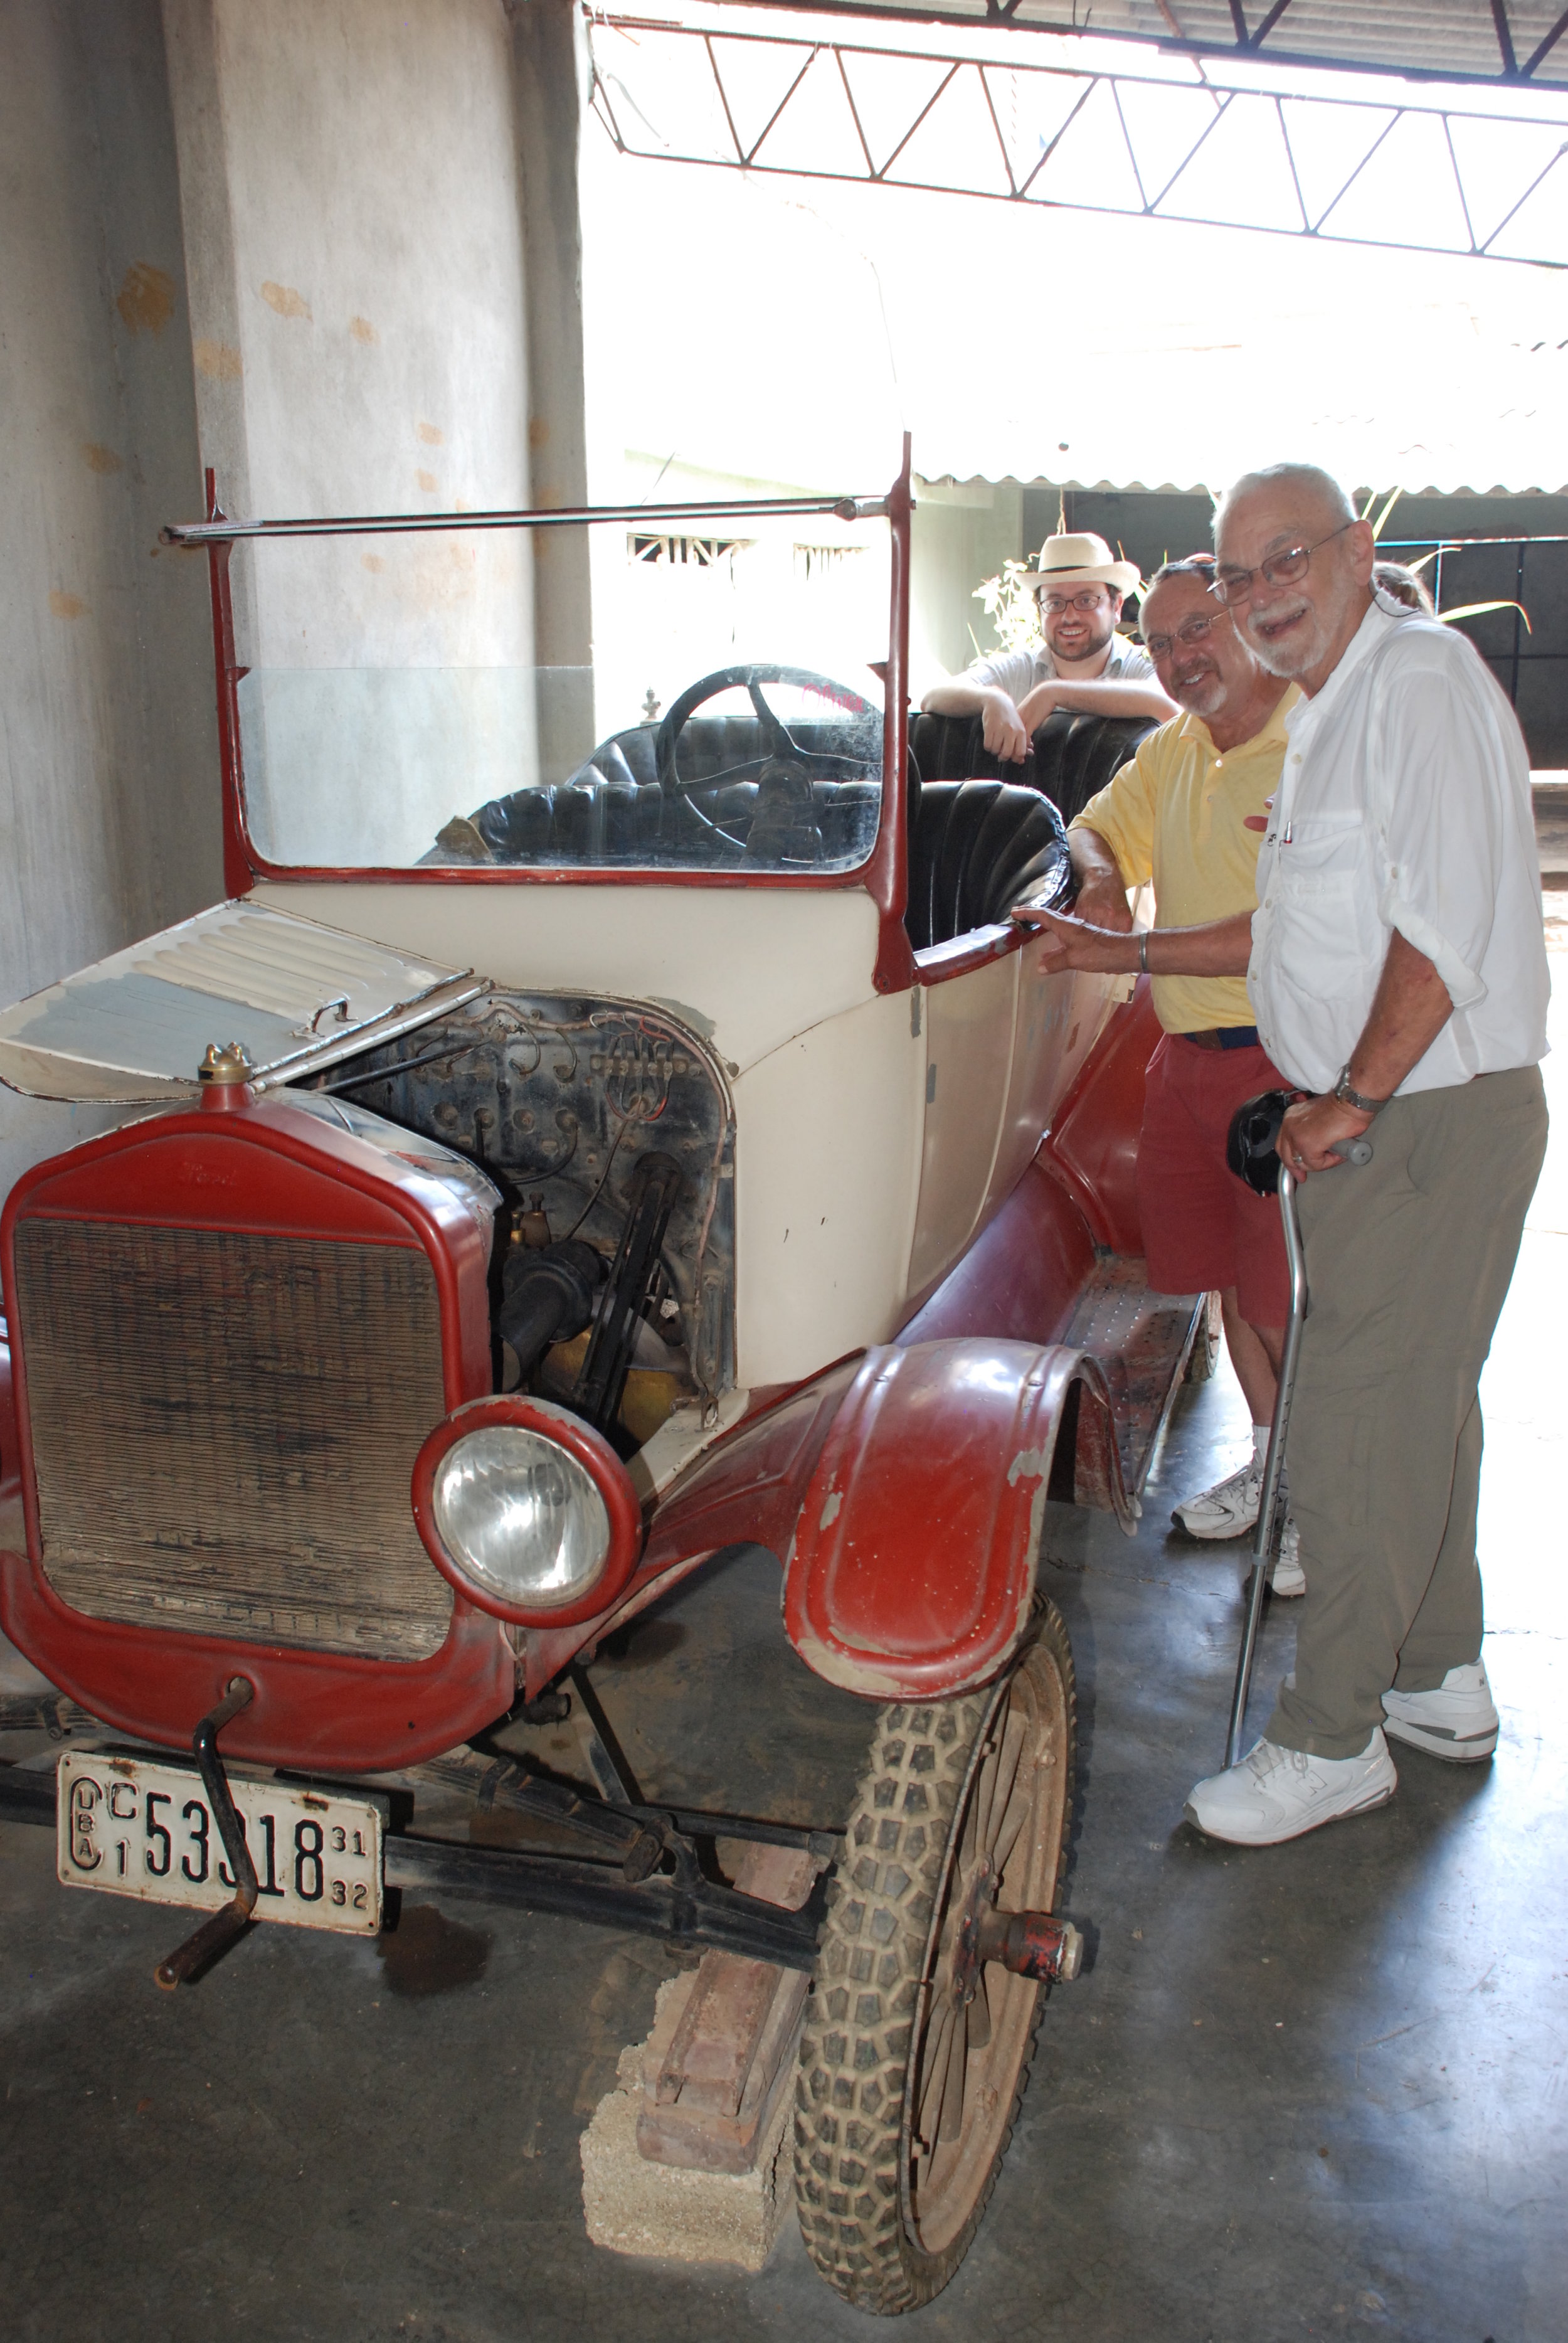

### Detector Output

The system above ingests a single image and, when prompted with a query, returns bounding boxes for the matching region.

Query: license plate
[56,1751,383,1934]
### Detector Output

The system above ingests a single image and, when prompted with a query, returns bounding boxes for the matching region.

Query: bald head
[1214,463,1355,543]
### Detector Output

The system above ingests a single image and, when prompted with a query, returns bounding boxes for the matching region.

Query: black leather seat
[906,780,1072,952]
[433,707,1126,954]
[909,706,1158,828]
[451,720,881,867]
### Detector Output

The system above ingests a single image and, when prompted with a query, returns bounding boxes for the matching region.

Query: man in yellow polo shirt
[1021,556,1303,1589]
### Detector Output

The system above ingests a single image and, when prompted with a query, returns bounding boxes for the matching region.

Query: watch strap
[1333,1065,1391,1115]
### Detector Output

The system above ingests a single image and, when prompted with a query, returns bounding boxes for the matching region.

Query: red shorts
[1135,1034,1291,1329]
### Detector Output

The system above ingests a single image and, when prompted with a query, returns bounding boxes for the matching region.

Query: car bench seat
[447,718,878,866]
[433,708,1150,956]
[902,705,1160,951]
[909,706,1157,829]
[904,779,1073,952]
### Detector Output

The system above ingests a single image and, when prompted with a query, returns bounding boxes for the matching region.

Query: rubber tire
[793,1599,1078,2314]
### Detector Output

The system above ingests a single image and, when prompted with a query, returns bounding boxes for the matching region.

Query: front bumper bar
[0,1757,829,1970]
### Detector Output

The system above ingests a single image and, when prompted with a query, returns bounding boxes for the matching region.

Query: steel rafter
[589,11,1568,266]
[660,1,1568,95]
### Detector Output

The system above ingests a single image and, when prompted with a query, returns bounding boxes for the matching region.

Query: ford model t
[0,443,1207,2313]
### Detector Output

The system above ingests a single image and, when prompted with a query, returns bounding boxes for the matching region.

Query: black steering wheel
[654,664,881,858]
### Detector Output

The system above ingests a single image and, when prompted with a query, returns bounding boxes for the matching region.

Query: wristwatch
[1332,1065,1391,1115]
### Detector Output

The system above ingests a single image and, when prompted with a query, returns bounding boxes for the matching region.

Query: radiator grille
[13,1218,455,1661]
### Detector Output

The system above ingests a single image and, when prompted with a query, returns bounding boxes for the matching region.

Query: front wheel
[793,1600,1078,2314]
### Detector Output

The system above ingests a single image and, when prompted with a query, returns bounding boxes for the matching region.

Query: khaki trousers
[1264,1065,1548,1761]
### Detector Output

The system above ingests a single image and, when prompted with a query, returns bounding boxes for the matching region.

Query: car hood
[0,900,485,1102]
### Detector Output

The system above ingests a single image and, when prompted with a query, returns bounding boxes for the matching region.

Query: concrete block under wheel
[580,1976,796,2273]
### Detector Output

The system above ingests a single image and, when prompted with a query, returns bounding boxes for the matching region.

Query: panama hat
[1034,531,1141,597]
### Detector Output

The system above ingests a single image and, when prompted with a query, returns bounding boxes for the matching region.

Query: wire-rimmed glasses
[1210,521,1355,608]
[1037,586,1114,614]
[1142,610,1229,662]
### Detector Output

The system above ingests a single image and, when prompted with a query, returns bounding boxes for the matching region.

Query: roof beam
[1524,9,1568,78]
[591,14,1568,270]
[700,1,1568,95]
[1251,2,1296,48]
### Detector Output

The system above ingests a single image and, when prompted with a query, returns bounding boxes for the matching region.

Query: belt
[1179,1026,1261,1053]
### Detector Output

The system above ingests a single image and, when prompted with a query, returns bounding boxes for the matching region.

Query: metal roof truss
[589,12,1568,267]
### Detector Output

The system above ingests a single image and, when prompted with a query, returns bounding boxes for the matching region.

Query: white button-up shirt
[1248,598,1549,1097]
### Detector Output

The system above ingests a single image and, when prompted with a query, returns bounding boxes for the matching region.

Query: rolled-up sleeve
[1371,662,1513,1013]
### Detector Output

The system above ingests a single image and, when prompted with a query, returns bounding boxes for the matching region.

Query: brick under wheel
[793,1598,1077,2314]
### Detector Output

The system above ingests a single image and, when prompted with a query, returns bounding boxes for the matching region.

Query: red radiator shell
[0,1094,514,1770]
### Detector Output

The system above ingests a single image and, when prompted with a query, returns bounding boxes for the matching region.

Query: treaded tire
[793,1598,1078,2314]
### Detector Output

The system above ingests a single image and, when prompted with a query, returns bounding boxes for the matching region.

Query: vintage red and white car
[0,445,1207,2313]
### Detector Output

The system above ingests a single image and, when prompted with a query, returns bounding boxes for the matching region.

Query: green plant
[969,543,1145,662]
[970,559,1042,659]
[1364,490,1531,632]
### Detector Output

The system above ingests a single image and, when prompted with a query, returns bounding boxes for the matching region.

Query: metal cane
[1222,1096,1373,1768]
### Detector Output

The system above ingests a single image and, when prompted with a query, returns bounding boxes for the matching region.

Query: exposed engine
[293,991,735,1452]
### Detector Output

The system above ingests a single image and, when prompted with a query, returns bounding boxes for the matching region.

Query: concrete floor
[2,940,1564,2343]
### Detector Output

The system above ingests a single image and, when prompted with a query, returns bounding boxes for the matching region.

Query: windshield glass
[231,511,891,875]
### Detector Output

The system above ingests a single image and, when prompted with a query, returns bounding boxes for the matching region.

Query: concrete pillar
[158,0,541,858]
[1,0,601,1201]
[160,0,253,520]
[511,0,596,770]
[0,0,220,1203]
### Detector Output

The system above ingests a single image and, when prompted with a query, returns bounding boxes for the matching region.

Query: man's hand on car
[979,689,1030,763]
[1008,903,1138,974]
[1066,876,1135,933]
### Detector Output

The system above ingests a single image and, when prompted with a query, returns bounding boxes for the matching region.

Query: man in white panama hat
[922,529,1177,760]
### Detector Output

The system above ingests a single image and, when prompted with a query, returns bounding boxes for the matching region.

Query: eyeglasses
[1037,587,1111,614]
[1209,521,1354,607]
[1143,611,1228,662]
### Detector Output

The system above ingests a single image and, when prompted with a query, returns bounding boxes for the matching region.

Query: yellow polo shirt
[1070,688,1300,1036]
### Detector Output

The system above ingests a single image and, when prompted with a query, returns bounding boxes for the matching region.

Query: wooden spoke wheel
[794,1598,1077,2314]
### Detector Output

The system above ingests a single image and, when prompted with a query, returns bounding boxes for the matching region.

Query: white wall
[1,0,595,1200]
[910,477,1025,693]
[163,0,537,864]
[0,0,220,1202]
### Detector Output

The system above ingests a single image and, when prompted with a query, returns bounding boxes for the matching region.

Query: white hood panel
[0,901,484,1102]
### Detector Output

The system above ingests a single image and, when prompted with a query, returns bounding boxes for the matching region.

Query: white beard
[1173,666,1226,714]
[1244,597,1332,679]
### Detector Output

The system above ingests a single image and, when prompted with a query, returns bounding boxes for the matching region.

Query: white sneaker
[1185,1729,1397,1846]
[1381,1662,1498,1762]
[1173,1457,1261,1540]
[1269,1517,1305,1599]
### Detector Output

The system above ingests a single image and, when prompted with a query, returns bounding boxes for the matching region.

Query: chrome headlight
[433,1425,610,1609]
[415,1396,640,1625]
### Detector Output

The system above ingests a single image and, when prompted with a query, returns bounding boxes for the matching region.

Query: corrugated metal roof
[736,1,1568,90]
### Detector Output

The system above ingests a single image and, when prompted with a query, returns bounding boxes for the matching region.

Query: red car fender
[1037,974,1162,1257]
[781,1338,1126,1703]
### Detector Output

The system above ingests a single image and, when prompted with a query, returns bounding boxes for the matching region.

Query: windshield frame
[171,447,914,994]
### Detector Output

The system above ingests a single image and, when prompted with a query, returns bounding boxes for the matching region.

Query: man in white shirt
[1021,464,1550,1847]
[921,531,1176,761]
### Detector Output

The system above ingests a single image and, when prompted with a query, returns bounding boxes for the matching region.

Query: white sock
[1252,1423,1271,1468]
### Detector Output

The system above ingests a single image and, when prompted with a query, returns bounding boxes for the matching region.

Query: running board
[1062,1262,1206,1499]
